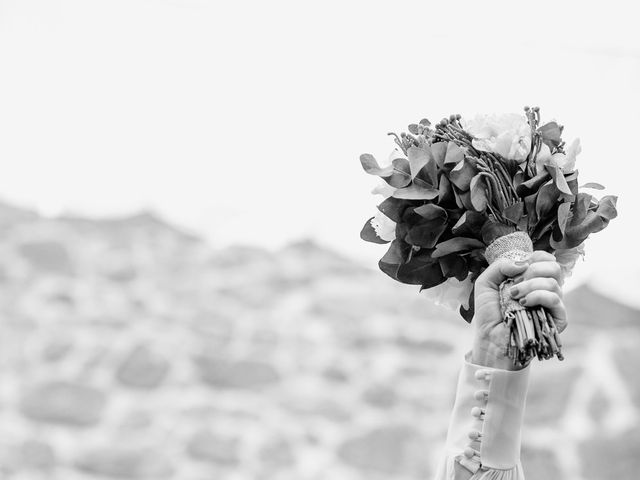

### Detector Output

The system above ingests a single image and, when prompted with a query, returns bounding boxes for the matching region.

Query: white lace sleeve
[433,352,531,480]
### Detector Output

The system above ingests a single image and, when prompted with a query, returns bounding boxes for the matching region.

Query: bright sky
[1,0,639,305]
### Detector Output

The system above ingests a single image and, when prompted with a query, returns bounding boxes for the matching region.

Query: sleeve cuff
[443,351,531,471]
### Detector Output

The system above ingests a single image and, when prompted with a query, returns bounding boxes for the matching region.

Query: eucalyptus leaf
[432,237,485,258]
[547,165,572,195]
[557,202,572,236]
[538,121,563,150]
[360,153,394,177]
[439,254,469,281]
[444,142,465,170]
[535,182,560,220]
[392,183,439,200]
[438,174,456,207]
[386,158,412,188]
[581,182,605,190]
[377,196,406,223]
[449,158,476,191]
[397,255,444,286]
[504,202,525,225]
[414,203,448,221]
[407,145,432,179]
[360,217,390,244]
[470,174,489,212]
[596,195,618,221]
[405,219,448,248]
[515,170,551,197]
[451,211,486,238]
[431,142,448,168]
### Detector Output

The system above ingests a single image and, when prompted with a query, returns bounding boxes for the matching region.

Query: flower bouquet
[360,106,617,367]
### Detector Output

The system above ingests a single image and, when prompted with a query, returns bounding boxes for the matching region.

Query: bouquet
[360,106,617,367]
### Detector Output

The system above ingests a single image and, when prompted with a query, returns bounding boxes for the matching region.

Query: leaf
[438,174,456,207]
[515,170,551,197]
[524,192,538,227]
[439,254,469,281]
[596,195,618,221]
[546,165,572,195]
[454,189,474,211]
[414,203,448,221]
[360,217,390,244]
[444,142,465,170]
[386,158,412,188]
[470,174,489,212]
[378,240,410,279]
[407,145,432,179]
[408,124,419,135]
[581,182,605,190]
[459,285,475,324]
[481,221,516,245]
[432,237,485,258]
[392,183,439,200]
[535,182,560,220]
[570,193,593,226]
[451,211,487,238]
[405,219,448,248]
[377,196,406,223]
[396,255,444,286]
[360,153,394,177]
[538,121,563,150]
[557,201,572,236]
[449,158,477,191]
[503,202,525,225]
[431,142,448,168]
[414,157,438,188]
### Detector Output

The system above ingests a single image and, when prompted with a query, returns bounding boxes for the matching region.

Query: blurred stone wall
[0,201,638,480]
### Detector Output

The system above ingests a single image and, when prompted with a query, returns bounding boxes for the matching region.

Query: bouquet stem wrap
[485,232,564,366]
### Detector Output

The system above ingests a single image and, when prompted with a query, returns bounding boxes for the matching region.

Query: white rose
[536,138,581,174]
[370,210,396,242]
[421,276,474,311]
[463,113,532,162]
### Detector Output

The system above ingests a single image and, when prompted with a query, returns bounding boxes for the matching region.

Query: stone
[187,430,240,466]
[362,384,397,409]
[196,356,280,390]
[581,426,640,480]
[612,344,640,409]
[20,440,56,470]
[20,381,106,427]
[521,446,562,480]
[41,338,73,362]
[17,240,74,276]
[259,438,295,470]
[116,345,170,389]
[525,366,580,424]
[337,425,430,477]
[75,447,173,479]
[322,366,349,383]
[394,336,454,354]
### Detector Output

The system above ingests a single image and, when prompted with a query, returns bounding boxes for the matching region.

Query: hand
[471,251,567,370]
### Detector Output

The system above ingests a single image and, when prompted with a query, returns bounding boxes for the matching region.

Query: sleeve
[432,351,531,480]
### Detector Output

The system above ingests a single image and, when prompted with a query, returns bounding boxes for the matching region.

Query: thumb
[479,258,528,289]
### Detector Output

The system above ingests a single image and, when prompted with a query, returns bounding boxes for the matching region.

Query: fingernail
[514,259,528,266]
[512,275,524,285]
[510,286,519,297]
[519,298,527,306]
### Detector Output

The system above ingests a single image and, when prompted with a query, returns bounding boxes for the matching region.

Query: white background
[0,0,638,304]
